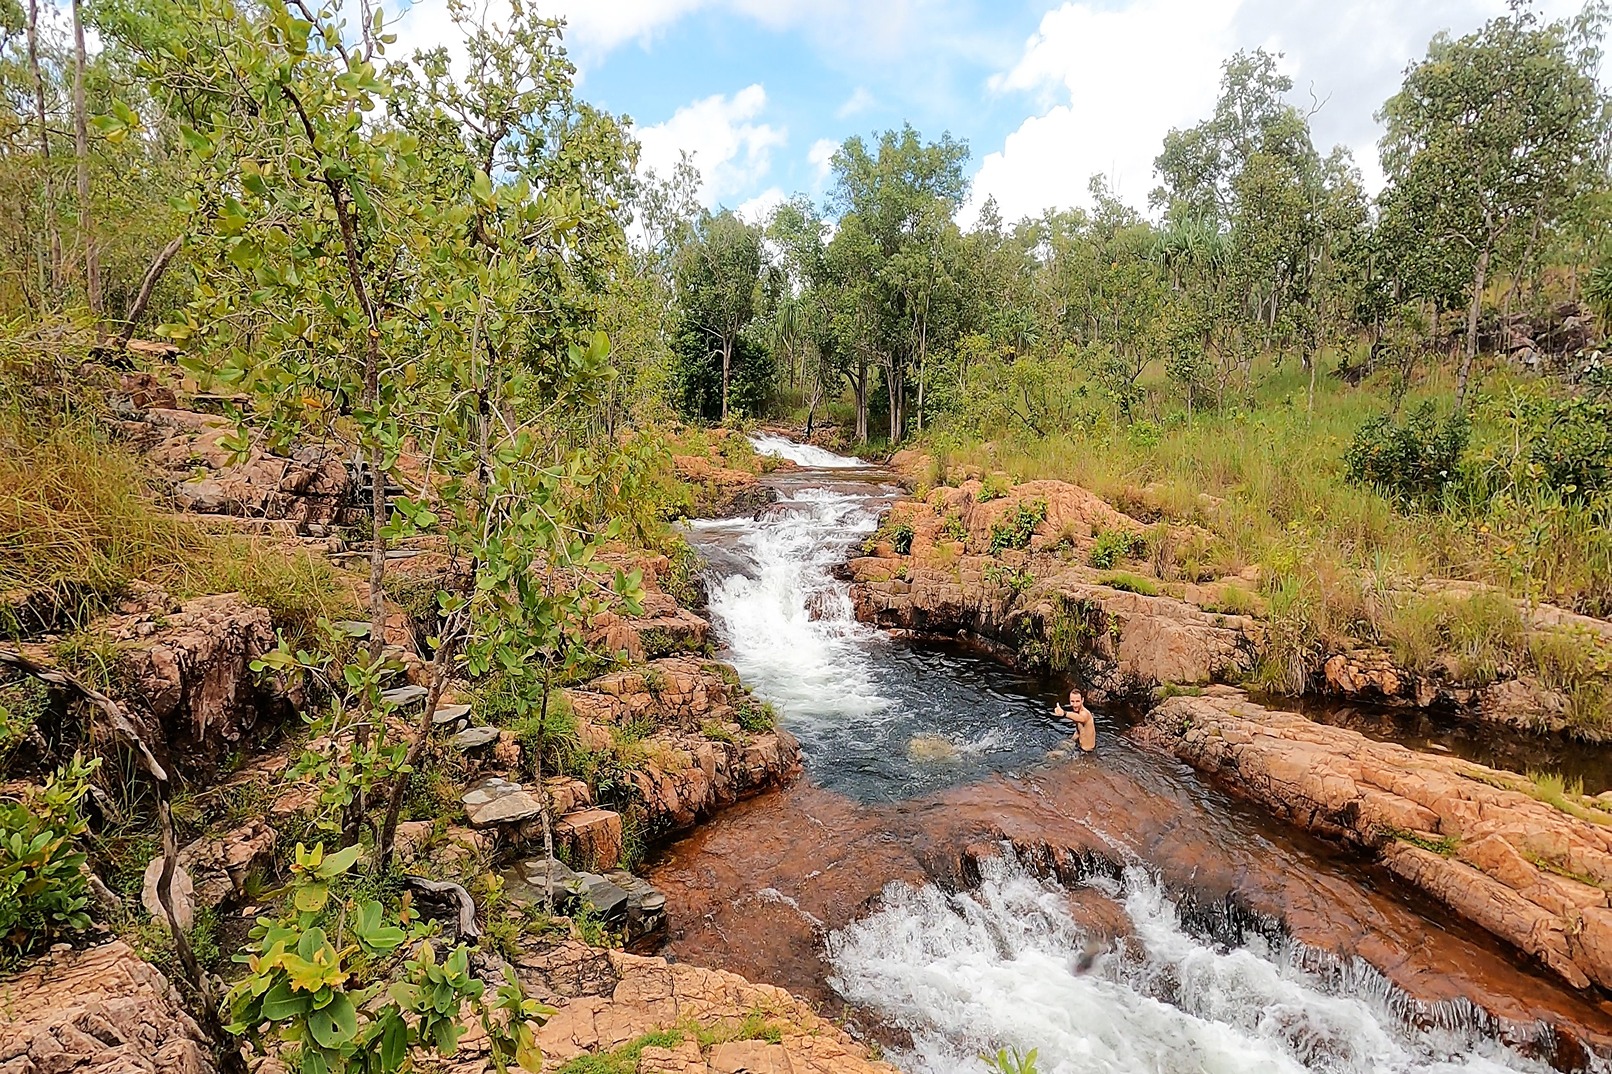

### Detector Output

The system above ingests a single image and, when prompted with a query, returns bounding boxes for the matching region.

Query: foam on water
[750,432,868,468]
[697,486,892,723]
[827,855,1552,1074]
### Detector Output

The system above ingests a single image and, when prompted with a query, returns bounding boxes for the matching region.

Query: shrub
[1530,395,1612,498]
[940,512,967,542]
[1343,402,1469,508]
[983,563,1033,595]
[1089,528,1144,570]
[891,522,915,555]
[0,754,99,965]
[978,473,1011,501]
[989,500,1047,554]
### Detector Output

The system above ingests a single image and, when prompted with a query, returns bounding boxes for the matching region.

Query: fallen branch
[403,875,480,940]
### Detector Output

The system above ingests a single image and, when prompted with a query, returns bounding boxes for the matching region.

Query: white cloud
[967,0,1592,225]
[808,138,839,185]
[736,187,787,224]
[835,86,875,118]
[635,84,787,207]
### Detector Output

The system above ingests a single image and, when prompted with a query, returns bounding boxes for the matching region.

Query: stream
[648,437,1612,1074]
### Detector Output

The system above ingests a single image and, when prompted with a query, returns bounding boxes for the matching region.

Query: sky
[387,0,1596,226]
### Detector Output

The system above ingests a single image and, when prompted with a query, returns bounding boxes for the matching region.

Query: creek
[648,437,1612,1074]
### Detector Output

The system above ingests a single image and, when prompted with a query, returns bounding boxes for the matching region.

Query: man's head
[1068,689,1083,706]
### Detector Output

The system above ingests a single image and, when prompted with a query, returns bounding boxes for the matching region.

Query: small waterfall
[695,485,892,723]
[826,854,1558,1074]
[750,432,868,468]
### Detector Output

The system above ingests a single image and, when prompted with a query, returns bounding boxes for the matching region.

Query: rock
[1139,692,1612,993]
[506,857,584,908]
[604,869,668,940]
[556,809,624,872]
[462,776,546,827]
[449,725,501,751]
[526,950,898,1074]
[0,940,216,1073]
[134,410,360,536]
[108,595,278,773]
[573,872,631,920]
[432,702,472,730]
[140,859,195,933]
[177,820,276,910]
[380,684,428,709]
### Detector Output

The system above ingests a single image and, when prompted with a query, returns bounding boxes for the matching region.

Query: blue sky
[390,0,1593,224]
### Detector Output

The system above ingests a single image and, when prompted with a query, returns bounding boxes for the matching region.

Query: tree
[673,209,762,421]
[826,125,969,442]
[1379,1,1609,407]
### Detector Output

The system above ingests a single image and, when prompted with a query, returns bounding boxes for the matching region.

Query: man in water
[1055,689,1097,752]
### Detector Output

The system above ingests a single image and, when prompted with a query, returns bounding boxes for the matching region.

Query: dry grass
[0,411,355,634]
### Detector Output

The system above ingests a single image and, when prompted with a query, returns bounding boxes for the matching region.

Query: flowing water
[654,437,1612,1074]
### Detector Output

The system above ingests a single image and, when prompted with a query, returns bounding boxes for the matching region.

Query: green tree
[673,209,762,421]
[1379,2,1609,407]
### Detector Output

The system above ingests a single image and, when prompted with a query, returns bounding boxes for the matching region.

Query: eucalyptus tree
[673,208,762,420]
[826,124,969,442]
[1379,1,1609,407]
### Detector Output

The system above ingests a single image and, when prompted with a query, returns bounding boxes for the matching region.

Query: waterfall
[827,854,1555,1074]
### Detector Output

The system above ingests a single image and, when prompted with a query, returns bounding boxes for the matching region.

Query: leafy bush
[978,473,1011,501]
[939,512,967,542]
[1089,528,1144,570]
[890,522,915,555]
[1530,395,1612,497]
[983,563,1034,594]
[1343,402,1469,508]
[225,843,551,1074]
[989,500,1048,554]
[0,754,99,965]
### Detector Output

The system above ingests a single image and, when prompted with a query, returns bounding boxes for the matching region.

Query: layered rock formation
[565,657,802,835]
[129,407,360,536]
[848,478,1261,700]
[0,941,216,1074]
[1140,690,1612,992]
[523,948,895,1074]
[98,593,282,773]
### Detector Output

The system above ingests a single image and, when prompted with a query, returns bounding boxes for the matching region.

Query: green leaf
[306,992,359,1049]
[380,1010,408,1072]
[293,880,330,913]
[261,978,310,1021]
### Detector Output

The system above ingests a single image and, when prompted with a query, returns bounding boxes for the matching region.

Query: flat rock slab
[450,725,501,750]
[462,776,545,827]
[433,702,472,729]
[381,684,428,708]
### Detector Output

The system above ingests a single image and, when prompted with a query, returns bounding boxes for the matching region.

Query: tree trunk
[71,0,98,317]
[852,356,869,443]
[1456,240,1492,411]
[112,235,182,349]
[720,337,731,422]
[26,0,61,293]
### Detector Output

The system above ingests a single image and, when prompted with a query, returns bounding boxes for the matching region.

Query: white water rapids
[683,436,1566,1074]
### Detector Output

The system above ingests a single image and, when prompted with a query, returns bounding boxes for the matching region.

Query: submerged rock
[907,732,962,762]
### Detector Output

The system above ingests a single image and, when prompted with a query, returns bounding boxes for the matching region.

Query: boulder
[449,725,501,751]
[108,595,278,773]
[0,941,216,1073]
[556,809,624,872]
[140,859,195,933]
[462,776,545,827]
[177,819,276,910]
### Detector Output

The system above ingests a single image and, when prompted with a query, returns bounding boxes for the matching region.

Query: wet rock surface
[648,767,1612,1063]
[0,941,216,1074]
[1140,690,1612,995]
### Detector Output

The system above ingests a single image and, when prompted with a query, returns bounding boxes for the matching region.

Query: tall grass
[0,410,354,634]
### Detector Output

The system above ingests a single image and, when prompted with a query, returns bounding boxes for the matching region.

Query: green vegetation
[554,1030,686,1074]
[1097,572,1161,597]
[0,755,98,967]
[989,500,1047,553]
[1089,529,1145,571]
